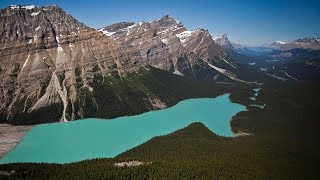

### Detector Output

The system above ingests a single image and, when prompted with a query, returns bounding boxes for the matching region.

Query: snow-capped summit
[212,33,234,49]
[270,40,287,46]
[275,41,287,45]
[263,40,288,49]
[152,15,181,27]
[98,15,184,39]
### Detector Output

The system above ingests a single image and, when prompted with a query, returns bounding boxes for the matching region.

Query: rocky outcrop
[114,161,151,167]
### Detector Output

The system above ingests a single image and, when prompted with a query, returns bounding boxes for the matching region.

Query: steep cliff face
[0,5,145,124]
[100,15,240,82]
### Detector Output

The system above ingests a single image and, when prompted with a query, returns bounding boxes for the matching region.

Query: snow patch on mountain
[161,38,168,44]
[275,41,287,45]
[22,54,31,69]
[222,58,237,69]
[259,68,267,72]
[176,30,194,46]
[207,63,247,83]
[280,70,298,80]
[266,73,287,81]
[10,5,35,10]
[98,29,116,37]
[35,26,41,31]
[122,24,136,35]
[173,69,184,76]
[31,11,40,17]
[208,63,226,73]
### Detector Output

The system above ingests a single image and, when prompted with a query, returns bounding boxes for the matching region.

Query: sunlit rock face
[100,15,239,81]
[0,5,144,123]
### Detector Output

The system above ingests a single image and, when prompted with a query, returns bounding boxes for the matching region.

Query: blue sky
[1,0,319,45]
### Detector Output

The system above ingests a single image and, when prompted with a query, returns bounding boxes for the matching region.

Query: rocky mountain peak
[221,33,228,38]
[100,15,239,84]
[212,33,234,49]
[160,15,178,21]
[0,4,92,49]
[154,15,181,27]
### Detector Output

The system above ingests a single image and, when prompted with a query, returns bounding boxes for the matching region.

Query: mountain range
[99,15,240,81]
[0,5,245,124]
[212,33,320,81]
[263,37,320,51]
[213,34,320,61]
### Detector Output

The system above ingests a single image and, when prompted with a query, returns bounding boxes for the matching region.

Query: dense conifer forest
[1,75,319,179]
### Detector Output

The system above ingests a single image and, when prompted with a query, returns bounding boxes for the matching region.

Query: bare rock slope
[100,15,240,82]
[0,5,144,124]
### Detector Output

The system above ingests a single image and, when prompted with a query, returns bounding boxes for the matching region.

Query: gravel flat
[0,124,35,158]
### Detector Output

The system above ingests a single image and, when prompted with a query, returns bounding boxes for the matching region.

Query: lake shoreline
[0,93,247,164]
[0,124,35,158]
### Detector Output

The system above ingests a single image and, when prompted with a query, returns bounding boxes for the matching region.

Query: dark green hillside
[79,67,247,119]
[1,81,319,179]
[2,67,252,125]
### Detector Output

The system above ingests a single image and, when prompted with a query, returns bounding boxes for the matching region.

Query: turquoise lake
[0,94,246,164]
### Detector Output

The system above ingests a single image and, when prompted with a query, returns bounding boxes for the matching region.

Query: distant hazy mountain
[225,36,320,63]
[263,37,320,51]
[214,35,320,60]
[210,34,257,64]
[211,34,320,80]
[250,38,320,81]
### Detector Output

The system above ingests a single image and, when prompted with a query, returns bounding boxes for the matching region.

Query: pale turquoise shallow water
[0,94,246,164]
